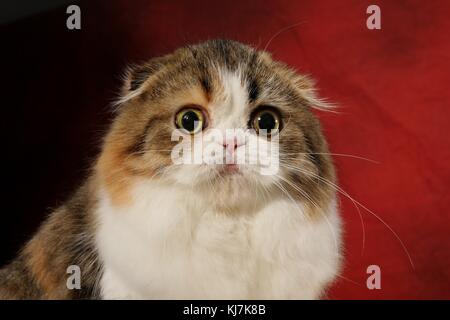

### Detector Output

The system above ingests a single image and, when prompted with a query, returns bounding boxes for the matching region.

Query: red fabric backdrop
[1,0,449,299]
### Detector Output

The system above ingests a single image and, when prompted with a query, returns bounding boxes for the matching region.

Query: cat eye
[251,107,281,135]
[175,107,206,134]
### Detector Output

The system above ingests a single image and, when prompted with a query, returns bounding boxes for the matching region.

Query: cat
[0,39,341,299]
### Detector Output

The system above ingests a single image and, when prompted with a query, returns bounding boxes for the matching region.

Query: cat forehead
[146,43,273,97]
[166,56,270,107]
[214,68,251,105]
[206,68,252,127]
[119,40,314,114]
[159,61,281,111]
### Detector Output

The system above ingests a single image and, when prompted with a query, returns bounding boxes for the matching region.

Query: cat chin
[170,164,273,187]
[207,190,268,214]
[200,176,276,213]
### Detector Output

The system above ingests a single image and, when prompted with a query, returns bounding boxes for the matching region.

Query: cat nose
[223,137,244,154]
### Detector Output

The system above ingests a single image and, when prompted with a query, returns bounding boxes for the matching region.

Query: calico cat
[0,39,341,299]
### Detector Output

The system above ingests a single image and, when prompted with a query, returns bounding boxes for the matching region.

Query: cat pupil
[182,111,199,131]
[258,112,276,130]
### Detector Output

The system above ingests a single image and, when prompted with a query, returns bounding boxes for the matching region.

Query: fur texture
[0,39,341,299]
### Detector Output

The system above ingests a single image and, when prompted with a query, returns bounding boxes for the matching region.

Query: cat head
[97,39,335,213]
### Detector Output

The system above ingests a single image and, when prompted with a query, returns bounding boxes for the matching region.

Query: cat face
[97,40,335,212]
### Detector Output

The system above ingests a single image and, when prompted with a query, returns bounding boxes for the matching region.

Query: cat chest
[95,194,300,298]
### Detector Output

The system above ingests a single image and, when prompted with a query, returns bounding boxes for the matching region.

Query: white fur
[95,180,341,299]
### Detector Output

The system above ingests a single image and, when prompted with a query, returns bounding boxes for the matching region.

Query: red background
[1,0,449,299]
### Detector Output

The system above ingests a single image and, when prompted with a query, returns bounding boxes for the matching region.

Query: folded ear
[123,56,169,94]
[294,74,335,112]
[260,51,336,112]
[114,56,170,108]
[127,63,157,92]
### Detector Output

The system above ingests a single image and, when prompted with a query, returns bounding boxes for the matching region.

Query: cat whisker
[275,174,340,253]
[281,152,379,164]
[336,274,363,287]
[279,162,414,269]
[280,160,366,255]
[263,21,306,52]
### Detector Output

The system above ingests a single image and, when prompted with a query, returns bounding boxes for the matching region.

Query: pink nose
[223,137,243,154]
